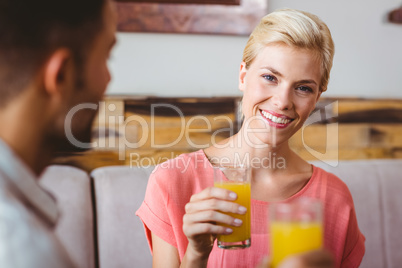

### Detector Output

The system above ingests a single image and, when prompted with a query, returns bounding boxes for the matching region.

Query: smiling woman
[135,8,365,268]
[239,45,322,145]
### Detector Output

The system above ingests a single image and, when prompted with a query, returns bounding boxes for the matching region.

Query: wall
[108,0,402,98]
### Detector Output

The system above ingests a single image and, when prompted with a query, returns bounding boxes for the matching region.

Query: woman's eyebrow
[297,79,317,85]
[261,67,318,85]
[260,66,283,77]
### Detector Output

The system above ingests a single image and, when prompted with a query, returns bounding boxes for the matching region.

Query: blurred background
[108,0,402,98]
[45,3,402,267]
[54,0,402,171]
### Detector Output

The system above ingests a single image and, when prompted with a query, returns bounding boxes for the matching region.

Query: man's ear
[43,48,74,97]
[239,62,247,92]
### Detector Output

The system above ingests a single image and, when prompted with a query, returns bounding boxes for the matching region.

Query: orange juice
[270,222,322,267]
[214,182,251,245]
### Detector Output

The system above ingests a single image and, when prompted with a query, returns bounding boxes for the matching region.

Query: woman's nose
[272,87,293,111]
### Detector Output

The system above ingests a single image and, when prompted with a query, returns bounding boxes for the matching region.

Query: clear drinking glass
[269,198,323,267]
[213,165,251,249]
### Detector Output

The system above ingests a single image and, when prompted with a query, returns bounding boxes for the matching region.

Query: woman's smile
[239,44,322,145]
[259,109,294,128]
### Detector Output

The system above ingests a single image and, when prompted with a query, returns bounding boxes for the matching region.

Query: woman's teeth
[261,110,291,124]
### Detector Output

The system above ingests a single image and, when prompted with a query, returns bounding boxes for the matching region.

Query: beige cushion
[40,165,95,268]
[43,159,400,268]
[92,166,154,268]
[312,159,402,268]
[374,161,402,268]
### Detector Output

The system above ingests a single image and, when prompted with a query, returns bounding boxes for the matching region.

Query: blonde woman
[137,9,365,268]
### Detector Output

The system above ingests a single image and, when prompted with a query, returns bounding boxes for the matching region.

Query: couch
[39,159,402,268]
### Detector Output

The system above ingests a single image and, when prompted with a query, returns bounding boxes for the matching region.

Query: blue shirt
[0,139,74,268]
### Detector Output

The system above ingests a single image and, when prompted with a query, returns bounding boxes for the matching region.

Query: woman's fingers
[183,209,243,228]
[183,221,233,238]
[185,197,247,215]
[182,186,247,257]
[255,257,270,268]
[189,187,237,203]
[278,250,335,268]
[256,250,334,268]
[185,187,247,217]
[298,250,335,268]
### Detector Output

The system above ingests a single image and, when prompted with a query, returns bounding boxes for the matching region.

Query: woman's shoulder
[311,164,354,204]
[149,149,211,187]
[152,150,206,174]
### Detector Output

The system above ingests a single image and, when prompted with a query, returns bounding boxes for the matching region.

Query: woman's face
[239,44,322,148]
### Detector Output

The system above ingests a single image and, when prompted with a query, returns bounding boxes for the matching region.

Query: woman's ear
[43,48,74,97]
[238,62,247,92]
[316,91,322,102]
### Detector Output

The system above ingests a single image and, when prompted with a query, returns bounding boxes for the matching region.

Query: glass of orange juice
[213,165,251,249]
[269,198,323,267]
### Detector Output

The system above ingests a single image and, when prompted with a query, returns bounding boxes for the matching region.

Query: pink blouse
[136,150,365,267]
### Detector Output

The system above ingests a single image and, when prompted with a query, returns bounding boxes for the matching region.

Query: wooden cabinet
[53,96,402,172]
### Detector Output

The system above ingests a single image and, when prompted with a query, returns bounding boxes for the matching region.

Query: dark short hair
[0,0,106,107]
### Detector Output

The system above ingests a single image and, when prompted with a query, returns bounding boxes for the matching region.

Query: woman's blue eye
[263,74,276,82]
[297,86,313,93]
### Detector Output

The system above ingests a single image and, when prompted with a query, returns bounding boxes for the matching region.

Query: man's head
[0,0,108,107]
[48,0,118,153]
[0,0,117,172]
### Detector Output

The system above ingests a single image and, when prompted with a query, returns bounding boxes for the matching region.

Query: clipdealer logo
[64,101,339,166]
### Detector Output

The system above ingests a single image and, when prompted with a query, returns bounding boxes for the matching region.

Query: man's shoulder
[0,180,34,232]
[0,182,73,267]
[0,176,49,240]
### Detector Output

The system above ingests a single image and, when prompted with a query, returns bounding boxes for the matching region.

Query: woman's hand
[182,187,247,261]
[256,250,335,268]
[278,250,335,268]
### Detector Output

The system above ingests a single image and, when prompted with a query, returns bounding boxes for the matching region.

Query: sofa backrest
[91,165,154,268]
[40,159,402,268]
[40,165,95,268]
[94,160,402,268]
[312,159,402,268]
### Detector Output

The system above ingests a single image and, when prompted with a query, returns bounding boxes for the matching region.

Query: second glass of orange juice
[213,165,251,249]
[269,198,323,267]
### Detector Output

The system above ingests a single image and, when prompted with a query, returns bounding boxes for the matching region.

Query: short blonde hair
[242,9,335,92]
